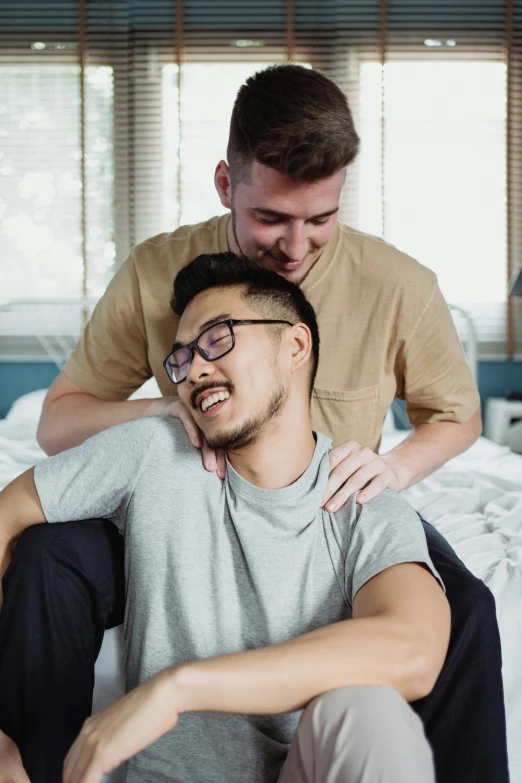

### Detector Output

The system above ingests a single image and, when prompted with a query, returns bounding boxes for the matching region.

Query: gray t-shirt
[34,417,443,783]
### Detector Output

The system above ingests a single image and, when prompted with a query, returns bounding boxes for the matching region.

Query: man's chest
[122,499,350,680]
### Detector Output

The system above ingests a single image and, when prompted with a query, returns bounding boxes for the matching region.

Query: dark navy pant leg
[412,518,509,783]
[0,520,125,783]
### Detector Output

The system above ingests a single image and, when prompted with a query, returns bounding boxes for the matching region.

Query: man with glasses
[0,253,450,783]
[0,65,508,782]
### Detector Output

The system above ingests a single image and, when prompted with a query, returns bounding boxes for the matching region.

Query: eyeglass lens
[169,322,234,382]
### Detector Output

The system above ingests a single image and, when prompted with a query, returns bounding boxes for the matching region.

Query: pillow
[5,389,47,423]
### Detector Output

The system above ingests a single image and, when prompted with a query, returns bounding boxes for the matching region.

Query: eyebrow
[172,313,232,352]
[251,207,339,220]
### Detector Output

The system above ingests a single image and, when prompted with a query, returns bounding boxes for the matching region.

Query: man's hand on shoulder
[63,670,181,783]
[0,730,30,783]
[146,397,226,479]
[321,441,406,511]
[322,412,483,511]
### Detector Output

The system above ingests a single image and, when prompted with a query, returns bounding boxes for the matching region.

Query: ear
[288,323,313,375]
[215,160,232,208]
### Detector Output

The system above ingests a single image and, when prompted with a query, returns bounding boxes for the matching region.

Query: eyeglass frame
[163,318,294,384]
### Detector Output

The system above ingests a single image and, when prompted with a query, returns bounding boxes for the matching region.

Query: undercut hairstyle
[227,64,359,184]
[172,252,320,397]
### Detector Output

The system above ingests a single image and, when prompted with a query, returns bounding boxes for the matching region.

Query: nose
[279,222,309,262]
[186,348,215,384]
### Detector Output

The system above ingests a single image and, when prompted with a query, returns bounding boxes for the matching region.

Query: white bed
[1,383,521,782]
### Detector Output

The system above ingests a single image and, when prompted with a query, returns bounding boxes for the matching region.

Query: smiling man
[0,254,450,783]
[0,64,508,783]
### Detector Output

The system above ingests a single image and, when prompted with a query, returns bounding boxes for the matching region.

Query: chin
[205,418,261,451]
[205,429,256,452]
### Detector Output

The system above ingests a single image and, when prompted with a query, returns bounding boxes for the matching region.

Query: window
[357,60,507,355]
[0,64,114,303]
[162,61,300,228]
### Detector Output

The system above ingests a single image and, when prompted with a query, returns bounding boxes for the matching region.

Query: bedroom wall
[1,360,521,422]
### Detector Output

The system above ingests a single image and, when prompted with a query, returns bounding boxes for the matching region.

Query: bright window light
[0,65,114,301]
[162,62,309,228]
[358,60,507,305]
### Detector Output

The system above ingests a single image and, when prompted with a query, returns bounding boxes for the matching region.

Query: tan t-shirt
[64,215,480,449]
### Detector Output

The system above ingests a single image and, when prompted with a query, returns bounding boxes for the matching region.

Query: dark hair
[172,252,320,396]
[227,64,359,184]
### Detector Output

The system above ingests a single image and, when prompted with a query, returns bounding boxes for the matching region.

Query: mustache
[190,380,234,410]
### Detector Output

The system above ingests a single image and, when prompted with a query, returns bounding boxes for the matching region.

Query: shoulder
[337,223,437,298]
[88,416,193,458]
[359,489,422,526]
[132,216,225,276]
[331,489,421,535]
[136,415,207,472]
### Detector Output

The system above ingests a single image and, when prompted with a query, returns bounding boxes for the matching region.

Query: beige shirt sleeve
[401,280,480,426]
[63,251,152,400]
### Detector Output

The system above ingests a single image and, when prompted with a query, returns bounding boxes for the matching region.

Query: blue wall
[392,361,522,429]
[0,363,60,419]
[1,360,521,421]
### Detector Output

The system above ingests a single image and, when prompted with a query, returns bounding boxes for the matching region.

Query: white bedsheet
[382,432,522,781]
[1,389,521,781]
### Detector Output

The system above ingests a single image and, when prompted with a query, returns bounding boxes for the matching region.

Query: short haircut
[227,64,359,184]
[172,252,320,396]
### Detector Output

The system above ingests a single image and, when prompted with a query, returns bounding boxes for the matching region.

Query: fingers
[322,442,393,511]
[355,473,388,504]
[201,442,218,472]
[322,445,376,510]
[172,406,203,449]
[201,444,227,479]
[216,449,227,480]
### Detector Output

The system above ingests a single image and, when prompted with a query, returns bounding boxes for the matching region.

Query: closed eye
[258,216,331,226]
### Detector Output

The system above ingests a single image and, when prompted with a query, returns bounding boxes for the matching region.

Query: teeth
[201,391,230,412]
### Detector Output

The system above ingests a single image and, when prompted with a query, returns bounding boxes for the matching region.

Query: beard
[205,381,287,451]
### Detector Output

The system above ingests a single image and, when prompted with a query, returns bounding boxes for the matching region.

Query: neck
[227,406,317,490]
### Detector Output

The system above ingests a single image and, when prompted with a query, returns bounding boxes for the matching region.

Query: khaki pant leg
[278,685,435,783]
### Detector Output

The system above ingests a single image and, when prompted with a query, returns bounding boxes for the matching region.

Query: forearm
[37,394,162,456]
[381,409,482,491]
[169,617,431,718]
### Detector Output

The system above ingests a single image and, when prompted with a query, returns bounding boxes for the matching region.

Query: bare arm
[36,372,203,457]
[380,407,482,492]
[0,468,47,609]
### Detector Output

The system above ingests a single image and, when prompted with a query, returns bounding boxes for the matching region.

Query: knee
[298,686,434,783]
[11,523,64,565]
[10,521,105,571]
[304,684,411,733]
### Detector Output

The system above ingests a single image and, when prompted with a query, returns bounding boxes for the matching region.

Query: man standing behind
[0,65,509,782]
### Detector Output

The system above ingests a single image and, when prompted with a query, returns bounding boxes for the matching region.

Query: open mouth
[200,390,231,416]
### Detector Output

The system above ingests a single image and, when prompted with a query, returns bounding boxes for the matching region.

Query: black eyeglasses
[163,318,294,384]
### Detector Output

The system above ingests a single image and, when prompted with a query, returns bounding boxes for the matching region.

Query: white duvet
[1,388,521,782]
